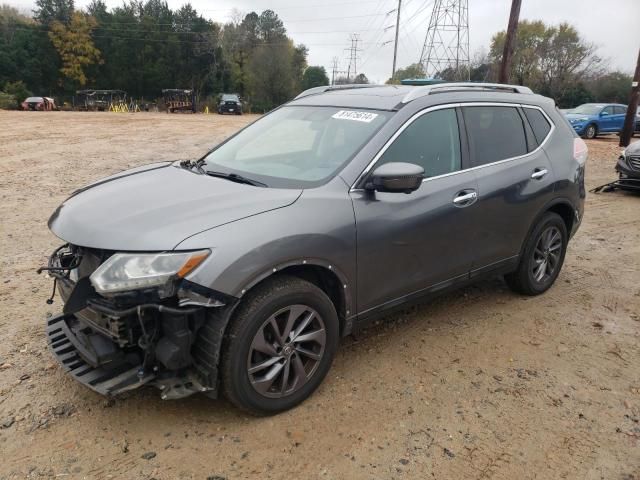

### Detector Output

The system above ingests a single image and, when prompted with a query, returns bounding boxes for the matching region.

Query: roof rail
[294,84,380,100]
[402,82,533,103]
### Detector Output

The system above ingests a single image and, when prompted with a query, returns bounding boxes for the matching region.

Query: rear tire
[221,275,339,415]
[505,212,568,296]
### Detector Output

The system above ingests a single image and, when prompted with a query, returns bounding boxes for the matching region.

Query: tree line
[388,20,632,108]
[0,0,330,111]
[0,5,632,111]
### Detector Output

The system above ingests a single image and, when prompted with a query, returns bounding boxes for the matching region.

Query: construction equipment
[75,90,127,111]
[162,89,196,113]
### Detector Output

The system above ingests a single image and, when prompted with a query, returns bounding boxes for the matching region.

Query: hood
[565,112,595,120]
[49,163,302,251]
[624,141,640,156]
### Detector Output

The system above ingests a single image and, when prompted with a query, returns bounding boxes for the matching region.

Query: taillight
[573,137,588,165]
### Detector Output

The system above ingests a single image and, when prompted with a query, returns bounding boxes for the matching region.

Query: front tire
[505,212,568,296]
[584,124,597,139]
[221,275,339,415]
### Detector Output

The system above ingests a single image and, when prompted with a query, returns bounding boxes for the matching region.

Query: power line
[6,25,374,46]
[27,11,389,28]
[199,0,384,12]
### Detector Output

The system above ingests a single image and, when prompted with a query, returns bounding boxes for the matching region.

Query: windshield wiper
[205,170,267,187]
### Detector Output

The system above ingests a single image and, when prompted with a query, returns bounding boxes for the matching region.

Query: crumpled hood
[49,163,302,251]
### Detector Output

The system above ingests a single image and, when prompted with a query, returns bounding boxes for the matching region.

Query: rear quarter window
[523,107,552,146]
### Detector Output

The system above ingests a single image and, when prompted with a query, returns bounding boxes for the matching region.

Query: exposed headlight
[90,250,210,295]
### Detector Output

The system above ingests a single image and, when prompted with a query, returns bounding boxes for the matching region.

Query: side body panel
[176,176,358,324]
[544,106,587,233]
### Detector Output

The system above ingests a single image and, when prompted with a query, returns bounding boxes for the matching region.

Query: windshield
[203,106,392,188]
[222,94,239,102]
[571,104,603,115]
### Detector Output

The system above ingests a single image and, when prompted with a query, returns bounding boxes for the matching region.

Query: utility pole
[498,0,522,84]
[391,0,402,80]
[619,48,640,147]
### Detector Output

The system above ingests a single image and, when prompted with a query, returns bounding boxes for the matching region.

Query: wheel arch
[545,200,576,235]
[235,259,354,337]
[519,198,577,258]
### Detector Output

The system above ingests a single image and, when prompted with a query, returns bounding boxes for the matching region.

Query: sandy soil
[0,111,639,480]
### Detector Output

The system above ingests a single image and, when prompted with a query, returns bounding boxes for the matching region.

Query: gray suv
[43,83,587,414]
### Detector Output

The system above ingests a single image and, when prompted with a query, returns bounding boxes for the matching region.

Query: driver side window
[378,108,461,177]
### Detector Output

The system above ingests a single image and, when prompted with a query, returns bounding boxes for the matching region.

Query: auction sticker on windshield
[332,110,379,123]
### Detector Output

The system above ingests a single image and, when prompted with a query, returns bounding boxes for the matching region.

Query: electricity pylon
[419,0,470,80]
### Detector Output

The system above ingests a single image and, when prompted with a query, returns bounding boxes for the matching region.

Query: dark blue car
[565,103,628,139]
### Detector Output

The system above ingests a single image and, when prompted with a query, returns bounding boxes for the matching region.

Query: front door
[350,107,478,315]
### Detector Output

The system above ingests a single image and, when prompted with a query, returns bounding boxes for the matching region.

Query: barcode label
[332,110,379,123]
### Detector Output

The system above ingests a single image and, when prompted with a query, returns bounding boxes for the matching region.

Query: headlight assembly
[90,250,210,295]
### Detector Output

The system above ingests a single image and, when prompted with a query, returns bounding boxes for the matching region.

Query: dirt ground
[0,111,639,480]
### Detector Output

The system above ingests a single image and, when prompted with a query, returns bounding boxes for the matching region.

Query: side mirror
[365,162,424,194]
[600,111,609,117]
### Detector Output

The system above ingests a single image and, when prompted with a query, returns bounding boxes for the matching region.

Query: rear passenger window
[378,108,461,177]
[462,106,528,166]
[523,108,552,146]
[613,106,626,115]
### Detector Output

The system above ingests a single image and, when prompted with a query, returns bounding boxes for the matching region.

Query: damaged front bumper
[613,155,640,192]
[43,244,238,400]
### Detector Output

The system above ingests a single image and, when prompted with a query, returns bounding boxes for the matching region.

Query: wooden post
[619,48,640,147]
[498,0,522,84]
[391,0,402,80]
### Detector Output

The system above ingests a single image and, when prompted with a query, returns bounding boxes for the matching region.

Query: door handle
[453,190,477,206]
[531,168,548,180]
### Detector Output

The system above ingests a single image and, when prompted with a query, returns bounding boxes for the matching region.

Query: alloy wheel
[247,305,326,398]
[531,226,562,284]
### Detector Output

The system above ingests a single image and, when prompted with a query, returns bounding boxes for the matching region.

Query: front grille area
[628,155,640,171]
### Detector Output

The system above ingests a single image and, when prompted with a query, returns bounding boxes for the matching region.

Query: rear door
[612,105,627,131]
[462,104,556,275]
